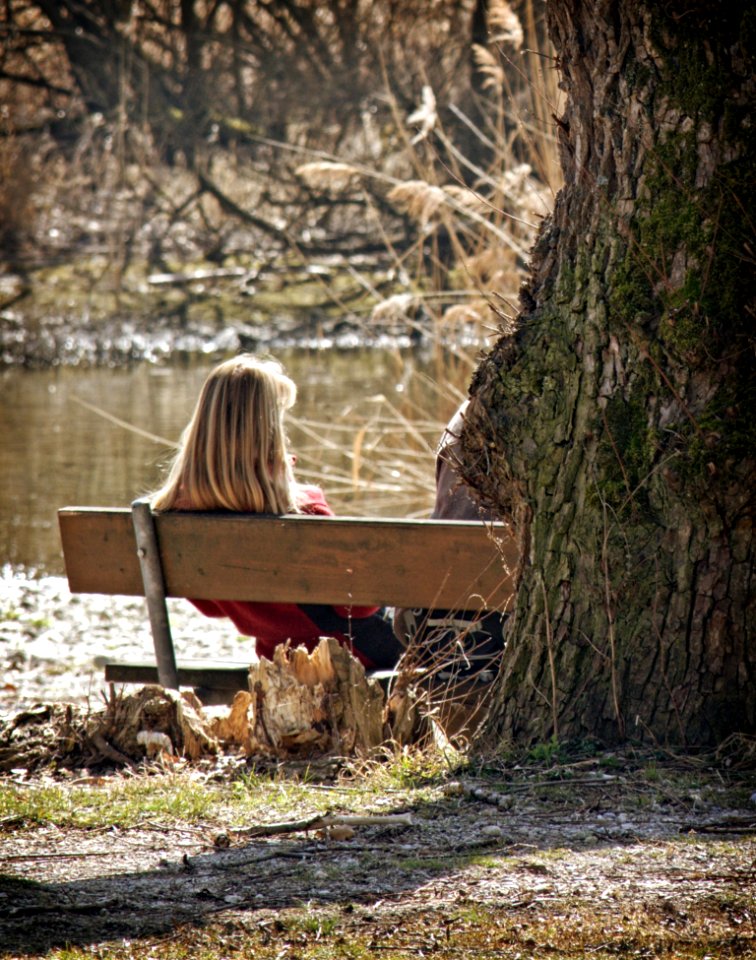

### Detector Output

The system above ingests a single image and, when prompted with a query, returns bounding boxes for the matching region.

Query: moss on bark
[465,0,755,749]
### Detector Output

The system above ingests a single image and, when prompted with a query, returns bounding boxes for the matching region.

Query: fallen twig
[679,816,756,835]
[228,812,413,839]
[88,732,137,769]
[455,776,621,807]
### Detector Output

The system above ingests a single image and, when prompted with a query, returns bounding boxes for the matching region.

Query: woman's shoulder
[295,484,334,516]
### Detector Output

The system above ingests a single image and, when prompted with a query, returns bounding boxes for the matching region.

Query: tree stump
[95,685,219,761]
[213,637,388,758]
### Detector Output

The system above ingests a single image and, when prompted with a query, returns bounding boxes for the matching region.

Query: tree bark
[464,0,755,748]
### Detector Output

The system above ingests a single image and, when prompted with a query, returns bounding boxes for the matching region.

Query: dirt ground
[1,722,755,958]
[1,573,755,958]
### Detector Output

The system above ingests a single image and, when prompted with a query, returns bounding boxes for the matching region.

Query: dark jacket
[393,402,507,672]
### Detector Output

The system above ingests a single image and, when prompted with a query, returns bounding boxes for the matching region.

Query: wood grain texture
[59,509,518,610]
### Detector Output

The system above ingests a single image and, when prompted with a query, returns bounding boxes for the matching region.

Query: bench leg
[131,498,179,690]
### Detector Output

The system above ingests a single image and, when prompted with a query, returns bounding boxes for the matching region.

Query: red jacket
[187,485,400,669]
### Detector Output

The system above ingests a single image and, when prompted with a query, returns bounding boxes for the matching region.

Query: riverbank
[0,257,459,369]
[0,286,413,370]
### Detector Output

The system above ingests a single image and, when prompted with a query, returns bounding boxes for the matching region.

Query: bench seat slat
[59,509,517,611]
[103,659,405,699]
[104,659,250,689]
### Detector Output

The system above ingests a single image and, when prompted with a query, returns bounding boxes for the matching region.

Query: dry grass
[287,352,473,518]
[2,2,558,304]
[34,904,753,960]
[287,2,568,513]
[291,1,562,357]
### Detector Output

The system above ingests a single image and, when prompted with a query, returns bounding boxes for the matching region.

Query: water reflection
[1,348,469,573]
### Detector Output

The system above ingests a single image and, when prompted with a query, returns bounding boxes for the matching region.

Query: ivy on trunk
[464,0,755,748]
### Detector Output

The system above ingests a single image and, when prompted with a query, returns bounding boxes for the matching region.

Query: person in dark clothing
[393,400,508,678]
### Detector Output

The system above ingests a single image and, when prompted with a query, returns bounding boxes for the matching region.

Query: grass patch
[2,750,752,959]
[0,747,459,831]
[0,776,227,829]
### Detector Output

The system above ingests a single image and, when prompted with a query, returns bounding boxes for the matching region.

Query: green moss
[527,737,564,763]
[637,4,756,359]
[650,5,755,124]
[623,55,652,94]
[604,55,756,489]
[554,263,575,305]
[665,40,728,123]
[601,391,657,508]
[609,256,655,331]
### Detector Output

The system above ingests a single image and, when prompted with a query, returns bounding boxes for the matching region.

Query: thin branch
[229,812,413,839]
[71,396,176,448]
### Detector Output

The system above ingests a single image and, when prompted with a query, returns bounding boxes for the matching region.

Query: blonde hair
[152,354,299,514]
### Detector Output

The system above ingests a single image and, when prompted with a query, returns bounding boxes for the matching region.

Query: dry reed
[293,0,565,357]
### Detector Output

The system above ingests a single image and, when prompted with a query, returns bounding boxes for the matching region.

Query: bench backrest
[58,508,518,611]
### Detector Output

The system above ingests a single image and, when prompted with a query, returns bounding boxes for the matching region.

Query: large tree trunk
[464,0,755,748]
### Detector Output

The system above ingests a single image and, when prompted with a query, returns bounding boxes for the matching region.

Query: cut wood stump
[1,643,487,770]
[213,637,411,759]
[95,685,219,761]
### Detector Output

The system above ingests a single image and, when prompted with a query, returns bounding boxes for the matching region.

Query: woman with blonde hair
[153,354,401,669]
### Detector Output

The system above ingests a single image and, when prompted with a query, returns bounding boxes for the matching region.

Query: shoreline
[0,567,254,721]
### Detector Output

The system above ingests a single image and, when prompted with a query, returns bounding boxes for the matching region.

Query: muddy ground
[0,569,251,721]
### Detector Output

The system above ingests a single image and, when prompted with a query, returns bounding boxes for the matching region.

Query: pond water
[1,347,472,574]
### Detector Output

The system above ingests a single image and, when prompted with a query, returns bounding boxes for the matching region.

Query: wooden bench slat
[60,506,519,696]
[59,509,517,610]
[104,659,250,689]
[103,660,408,701]
[59,509,142,594]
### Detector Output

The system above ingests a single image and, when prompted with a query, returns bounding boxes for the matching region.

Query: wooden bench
[58,499,518,699]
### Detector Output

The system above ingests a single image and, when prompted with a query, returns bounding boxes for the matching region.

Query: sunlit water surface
[1,347,468,574]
